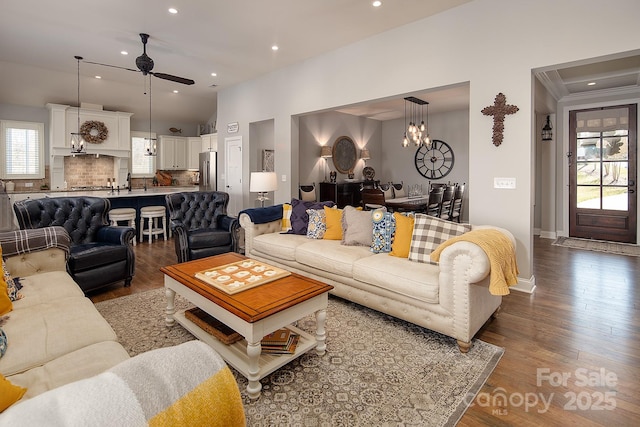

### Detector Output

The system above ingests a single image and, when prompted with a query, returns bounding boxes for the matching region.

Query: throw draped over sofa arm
[12,196,135,293]
[165,191,239,263]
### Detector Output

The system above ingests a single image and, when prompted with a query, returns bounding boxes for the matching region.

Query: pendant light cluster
[402,96,431,148]
[70,56,87,155]
[145,76,157,156]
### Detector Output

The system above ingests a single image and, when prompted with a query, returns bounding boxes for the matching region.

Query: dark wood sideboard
[319,181,378,208]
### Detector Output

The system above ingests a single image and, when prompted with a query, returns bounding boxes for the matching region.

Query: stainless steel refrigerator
[199,151,217,191]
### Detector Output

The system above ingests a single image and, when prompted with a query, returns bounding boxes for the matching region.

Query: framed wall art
[262,149,275,172]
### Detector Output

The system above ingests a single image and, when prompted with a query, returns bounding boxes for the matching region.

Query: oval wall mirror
[332,136,357,174]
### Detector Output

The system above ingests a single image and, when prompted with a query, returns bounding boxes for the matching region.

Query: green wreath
[80,120,109,144]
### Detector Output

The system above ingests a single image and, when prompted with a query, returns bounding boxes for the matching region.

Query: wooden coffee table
[161,253,334,399]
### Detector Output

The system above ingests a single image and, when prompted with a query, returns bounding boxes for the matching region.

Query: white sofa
[240,208,513,352]
[0,227,131,406]
[0,227,246,424]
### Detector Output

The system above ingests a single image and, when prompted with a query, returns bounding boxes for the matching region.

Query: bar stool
[108,208,137,246]
[140,206,168,244]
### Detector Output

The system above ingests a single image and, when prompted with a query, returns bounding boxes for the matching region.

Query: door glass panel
[602,187,628,210]
[576,186,601,209]
[577,162,601,185]
[602,162,628,185]
[603,136,628,161]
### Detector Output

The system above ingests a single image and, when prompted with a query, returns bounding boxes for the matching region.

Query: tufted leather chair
[165,191,239,263]
[13,196,135,293]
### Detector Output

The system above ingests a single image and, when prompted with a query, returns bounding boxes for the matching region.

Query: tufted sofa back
[13,197,110,245]
[166,191,230,231]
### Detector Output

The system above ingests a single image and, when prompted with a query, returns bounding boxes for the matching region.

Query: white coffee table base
[164,277,328,399]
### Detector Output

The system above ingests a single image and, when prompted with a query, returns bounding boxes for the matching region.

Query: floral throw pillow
[0,327,7,359]
[370,208,395,253]
[3,260,22,302]
[306,209,327,239]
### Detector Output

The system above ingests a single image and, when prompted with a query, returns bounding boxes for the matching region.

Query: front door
[569,104,637,243]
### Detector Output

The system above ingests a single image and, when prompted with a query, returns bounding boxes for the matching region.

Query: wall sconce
[320,145,332,182]
[360,148,370,164]
[542,115,553,141]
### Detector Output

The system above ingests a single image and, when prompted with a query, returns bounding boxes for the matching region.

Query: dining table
[384,195,429,212]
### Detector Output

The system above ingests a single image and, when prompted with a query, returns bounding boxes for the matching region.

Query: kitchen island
[7,186,200,232]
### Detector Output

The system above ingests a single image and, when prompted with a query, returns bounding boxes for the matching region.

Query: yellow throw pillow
[323,206,344,240]
[0,248,13,316]
[281,203,293,232]
[0,373,26,412]
[390,212,415,258]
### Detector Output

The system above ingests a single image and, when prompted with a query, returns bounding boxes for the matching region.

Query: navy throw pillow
[288,198,334,235]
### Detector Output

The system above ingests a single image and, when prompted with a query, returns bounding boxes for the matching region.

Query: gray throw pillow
[341,205,373,246]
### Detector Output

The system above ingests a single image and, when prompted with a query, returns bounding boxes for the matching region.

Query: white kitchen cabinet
[201,133,218,152]
[158,136,188,170]
[187,137,202,170]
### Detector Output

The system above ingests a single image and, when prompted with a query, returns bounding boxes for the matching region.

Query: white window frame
[1,120,45,180]
[131,131,156,177]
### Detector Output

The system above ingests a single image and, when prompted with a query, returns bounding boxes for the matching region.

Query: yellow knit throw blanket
[430,229,519,296]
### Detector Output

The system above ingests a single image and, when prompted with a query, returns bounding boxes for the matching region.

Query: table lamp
[250,172,278,207]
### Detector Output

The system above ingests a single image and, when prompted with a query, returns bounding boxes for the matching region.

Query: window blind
[1,120,44,179]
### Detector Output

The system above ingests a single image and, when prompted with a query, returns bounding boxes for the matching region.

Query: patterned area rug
[553,236,640,257]
[95,288,503,426]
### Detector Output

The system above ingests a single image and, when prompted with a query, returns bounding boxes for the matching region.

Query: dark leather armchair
[13,196,135,293]
[165,191,238,263]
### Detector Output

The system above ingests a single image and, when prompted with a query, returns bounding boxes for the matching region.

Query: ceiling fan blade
[82,60,140,73]
[151,72,195,85]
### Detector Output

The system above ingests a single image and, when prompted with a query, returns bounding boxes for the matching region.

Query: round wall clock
[414,139,455,179]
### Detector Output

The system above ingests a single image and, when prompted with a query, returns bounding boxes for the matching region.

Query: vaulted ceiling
[1,1,639,126]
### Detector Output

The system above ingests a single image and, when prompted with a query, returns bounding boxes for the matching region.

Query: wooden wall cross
[481,92,519,147]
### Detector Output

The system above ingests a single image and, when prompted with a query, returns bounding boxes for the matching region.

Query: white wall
[216,0,640,282]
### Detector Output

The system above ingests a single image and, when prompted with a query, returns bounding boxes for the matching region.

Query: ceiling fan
[83,33,195,85]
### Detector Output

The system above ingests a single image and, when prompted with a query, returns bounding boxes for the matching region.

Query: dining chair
[379,183,395,200]
[391,181,406,198]
[438,185,456,220]
[299,183,317,202]
[361,188,386,210]
[425,187,445,217]
[450,183,466,223]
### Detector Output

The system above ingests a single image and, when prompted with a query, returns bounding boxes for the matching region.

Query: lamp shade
[249,172,278,193]
[320,146,332,158]
[360,148,370,160]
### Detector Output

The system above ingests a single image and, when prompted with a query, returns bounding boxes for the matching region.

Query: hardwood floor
[89,236,640,426]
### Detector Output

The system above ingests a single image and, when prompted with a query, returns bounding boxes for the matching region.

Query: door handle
[630,189,635,193]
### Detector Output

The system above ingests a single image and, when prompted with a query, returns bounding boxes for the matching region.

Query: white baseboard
[539,231,557,239]
[511,275,536,293]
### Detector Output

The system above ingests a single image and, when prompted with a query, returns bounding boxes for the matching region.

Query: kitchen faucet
[126,172,132,192]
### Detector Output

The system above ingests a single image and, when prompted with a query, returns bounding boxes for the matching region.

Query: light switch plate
[494,177,516,189]
[281,175,287,182]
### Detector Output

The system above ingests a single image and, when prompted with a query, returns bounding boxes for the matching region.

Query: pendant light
[70,56,86,155]
[402,96,431,148]
[145,76,157,156]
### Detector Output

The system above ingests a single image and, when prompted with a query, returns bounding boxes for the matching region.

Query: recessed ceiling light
[121,51,128,55]
[211,72,217,77]
[173,90,179,93]
[372,1,382,7]
[272,45,279,51]
[587,82,596,86]
[168,8,178,14]
[95,76,102,79]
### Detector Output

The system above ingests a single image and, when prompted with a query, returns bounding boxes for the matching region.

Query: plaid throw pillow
[281,203,292,232]
[408,214,471,263]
